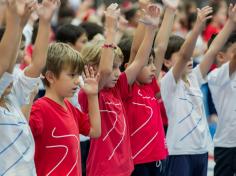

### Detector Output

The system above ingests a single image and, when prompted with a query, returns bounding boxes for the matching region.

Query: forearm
[128,22,145,65]
[178,22,202,61]
[200,20,235,77]
[24,20,50,78]
[154,7,175,76]
[0,10,22,75]
[88,95,101,138]
[98,28,116,76]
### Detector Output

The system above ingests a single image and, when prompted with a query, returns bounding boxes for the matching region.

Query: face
[48,68,80,98]
[104,60,121,88]
[137,58,157,84]
[74,33,88,52]
[165,52,193,74]
[215,7,227,26]
[226,43,236,62]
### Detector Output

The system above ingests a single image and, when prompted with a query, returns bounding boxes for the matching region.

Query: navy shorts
[166,153,208,176]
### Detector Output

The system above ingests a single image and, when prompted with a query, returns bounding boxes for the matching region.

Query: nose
[114,69,121,77]
[74,76,80,85]
[151,63,157,71]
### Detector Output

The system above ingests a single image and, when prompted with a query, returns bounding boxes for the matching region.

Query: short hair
[123,6,138,21]
[79,22,104,41]
[81,40,124,66]
[208,32,236,52]
[42,42,84,87]
[165,35,185,60]
[118,35,133,71]
[55,24,86,45]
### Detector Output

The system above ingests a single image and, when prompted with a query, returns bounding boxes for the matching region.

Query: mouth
[187,63,193,69]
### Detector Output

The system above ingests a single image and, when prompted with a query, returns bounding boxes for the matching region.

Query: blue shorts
[166,153,208,176]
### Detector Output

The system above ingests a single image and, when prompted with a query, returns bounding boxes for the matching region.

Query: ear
[124,63,128,69]
[45,71,56,85]
[216,52,226,66]
[163,59,172,70]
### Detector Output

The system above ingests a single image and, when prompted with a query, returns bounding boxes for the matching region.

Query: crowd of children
[0,0,236,176]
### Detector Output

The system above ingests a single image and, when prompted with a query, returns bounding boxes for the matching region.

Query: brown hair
[80,40,124,66]
[42,42,84,87]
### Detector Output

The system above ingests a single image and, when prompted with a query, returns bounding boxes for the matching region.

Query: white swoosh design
[45,127,79,176]
[101,102,126,160]
[130,89,158,159]
[132,132,158,159]
[100,110,118,141]
[131,102,153,136]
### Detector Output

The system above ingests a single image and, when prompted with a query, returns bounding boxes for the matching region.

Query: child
[0,0,56,175]
[207,18,236,176]
[161,4,236,176]
[55,24,88,52]
[123,0,177,175]
[78,3,159,176]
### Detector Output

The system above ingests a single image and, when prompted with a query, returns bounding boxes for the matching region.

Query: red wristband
[102,43,117,49]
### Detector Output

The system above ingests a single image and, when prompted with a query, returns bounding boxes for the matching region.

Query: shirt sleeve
[151,77,160,94]
[115,72,130,101]
[29,102,44,137]
[160,68,177,103]
[0,72,13,98]
[76,109,91,136]
[208,62,230,87]
[78,90,88,113]
[192,65,207,86]
[12,71,40,107]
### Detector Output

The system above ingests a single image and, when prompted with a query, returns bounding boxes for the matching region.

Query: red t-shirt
[203,24,221,42]
[29,97,90,176]
[124,78,168,164]
[78,73,134,176]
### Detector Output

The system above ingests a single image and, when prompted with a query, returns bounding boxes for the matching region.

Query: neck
[45,87,66,108]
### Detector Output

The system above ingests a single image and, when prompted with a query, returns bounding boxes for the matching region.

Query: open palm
[80,66,99,96]
[36,0,60,21]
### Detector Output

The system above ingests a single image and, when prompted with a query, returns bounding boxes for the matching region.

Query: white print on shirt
[45,127,79,176]
[177,91,204,142]
[131,89,158,159]
[100,102,126,160]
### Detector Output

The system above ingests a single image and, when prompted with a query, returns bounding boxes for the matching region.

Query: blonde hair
[81,40,124,66]
[42,42,84,87]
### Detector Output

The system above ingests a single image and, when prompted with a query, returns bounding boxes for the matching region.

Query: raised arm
[24,0,60,78]
[98,3,119,90]
[154,0,179,77]
[172,6,212,82]
[80,66,101,138]
[200,4,236,78]
[125,4,160,85]
[128,0,149,65]
[0,0,34,76]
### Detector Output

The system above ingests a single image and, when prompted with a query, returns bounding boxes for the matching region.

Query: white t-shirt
[0,72,39,176]
[208,62,236,147]
[161,66,212,155]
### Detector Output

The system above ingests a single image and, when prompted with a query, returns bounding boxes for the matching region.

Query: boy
[161,4,236,176]
[29,43,101,176]
[208,33,236,176]
[0,0,58,175]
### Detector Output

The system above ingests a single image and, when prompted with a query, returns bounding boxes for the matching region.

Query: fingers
[83,65,95,79]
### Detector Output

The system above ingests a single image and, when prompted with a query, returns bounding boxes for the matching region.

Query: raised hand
[162,0,180,10]
[81,66,100,96]
[195,6,213,26]
[7,0,37,26]
[36,0,60,22]
[139,4,161,28]
[104,3,120,30]
[228,3,236,23]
